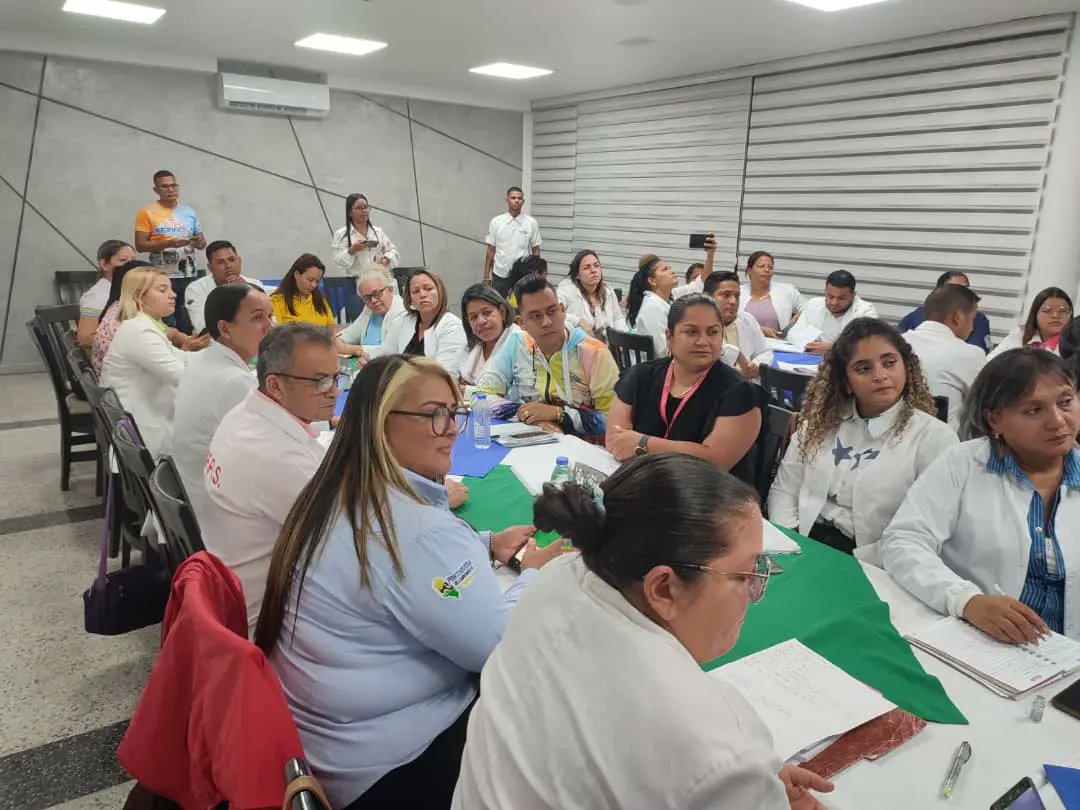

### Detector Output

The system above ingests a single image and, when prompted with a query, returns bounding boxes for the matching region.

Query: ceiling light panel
[783,0,890,11]
[469,62,553,80]
[62,0,166,24]
[294,33,388,57]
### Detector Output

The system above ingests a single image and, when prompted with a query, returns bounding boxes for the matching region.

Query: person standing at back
[483,186,542,299]
[331,193,400,277]
[134,170,205,276]
[903,284,986,431]
[898,270,993,352]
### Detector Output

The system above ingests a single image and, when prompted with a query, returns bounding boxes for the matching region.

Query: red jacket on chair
[118,552,304,810]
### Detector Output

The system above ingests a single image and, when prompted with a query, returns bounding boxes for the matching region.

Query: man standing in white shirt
[184,240,264,333]
[801,270,879,354]
[903,284,986,431]
[201,323,339,635]
[483,186,541,299]
[171,283,274,521]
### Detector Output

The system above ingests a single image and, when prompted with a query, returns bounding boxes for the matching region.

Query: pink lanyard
[659,362,708,439]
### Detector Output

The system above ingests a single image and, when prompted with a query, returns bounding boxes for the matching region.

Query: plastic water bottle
[473,394,491,449]
[550,455,573,486]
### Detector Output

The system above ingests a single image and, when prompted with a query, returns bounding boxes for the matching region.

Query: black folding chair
[760,364,814,410]
[149,455,205,571]
[54,270,99,305]
[933,395,949,424]
[103,396,161,567]
[756,404,797,510]
[26,316,99,491]
[607,329,655,373]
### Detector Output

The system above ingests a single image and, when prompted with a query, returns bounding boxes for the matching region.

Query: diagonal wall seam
[406,99,426,264]
[287,116,332,234]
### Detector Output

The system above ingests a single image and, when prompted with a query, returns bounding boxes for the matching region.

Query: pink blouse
[92,302,121,376]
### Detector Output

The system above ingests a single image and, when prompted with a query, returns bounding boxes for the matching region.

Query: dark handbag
[83,477,170,635]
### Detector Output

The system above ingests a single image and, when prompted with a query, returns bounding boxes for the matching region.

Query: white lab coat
[100,312,191,459]
[370,311,468,377]
[768,403,957,566]
[455,324,521,386]
[201,389,328,636]
[903,321,986,432]
[452,555,787,810]
[739,281,804,330]
[797,295,879,341]
[987,325,1060,361]
[733,311,770,361]
[633,291,671,358]
[337,293,407,348]
[881,439,1080,639]
[556,279,627,336]
[184,274,264,334]
[331,223,400,276]
[171,340,258,522]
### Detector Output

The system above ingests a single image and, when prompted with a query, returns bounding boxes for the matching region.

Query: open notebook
[906,617,1080,699]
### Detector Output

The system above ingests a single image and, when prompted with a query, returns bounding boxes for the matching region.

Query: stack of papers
[763,521,801,554]
[711,639,895,761]
[906,617,1080,699]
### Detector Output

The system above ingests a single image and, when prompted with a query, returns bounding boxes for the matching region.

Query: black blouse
[403,318,425,357]
[615,357,762,485]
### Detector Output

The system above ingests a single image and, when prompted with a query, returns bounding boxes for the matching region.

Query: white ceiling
[0,0,1077,110]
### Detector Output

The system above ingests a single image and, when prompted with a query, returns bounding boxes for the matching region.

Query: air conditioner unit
[217,73,330,118]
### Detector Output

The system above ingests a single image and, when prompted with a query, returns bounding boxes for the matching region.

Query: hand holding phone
[689,233,707,249]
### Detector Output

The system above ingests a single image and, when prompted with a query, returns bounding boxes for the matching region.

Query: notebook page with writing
[710,639,894,761]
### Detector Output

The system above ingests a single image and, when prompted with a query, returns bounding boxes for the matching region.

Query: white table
[498,433,1078,810]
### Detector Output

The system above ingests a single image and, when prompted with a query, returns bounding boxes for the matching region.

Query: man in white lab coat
[903,284,986,431]
[200,323,340,636]
[800,270,878,354]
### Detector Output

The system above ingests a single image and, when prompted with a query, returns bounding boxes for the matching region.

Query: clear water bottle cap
[475,393,486,400]
[556,456,569,466]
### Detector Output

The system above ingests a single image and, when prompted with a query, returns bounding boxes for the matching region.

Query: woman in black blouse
[606,294,763,485]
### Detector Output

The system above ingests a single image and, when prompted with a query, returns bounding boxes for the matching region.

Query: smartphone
[990,777,1046,810]
[688,234,708,249]
[1051,678,1080,721]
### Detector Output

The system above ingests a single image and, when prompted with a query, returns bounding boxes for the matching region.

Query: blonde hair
[355,263,394,292]
[254,354,462,654]
[117,267,170,321]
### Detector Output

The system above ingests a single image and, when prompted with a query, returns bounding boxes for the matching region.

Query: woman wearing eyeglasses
[336,264,408,356]
[989,287,1074,360]
[454,453,834,810]
[255,355,565,809]
[332,193,400,277]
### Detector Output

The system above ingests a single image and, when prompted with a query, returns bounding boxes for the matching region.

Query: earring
[992,431,1001,440]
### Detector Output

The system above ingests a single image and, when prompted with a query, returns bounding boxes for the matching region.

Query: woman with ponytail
[454,453,834,810]
[331,193,400,277]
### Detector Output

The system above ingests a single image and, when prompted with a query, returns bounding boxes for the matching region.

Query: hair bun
[533,482,605,552]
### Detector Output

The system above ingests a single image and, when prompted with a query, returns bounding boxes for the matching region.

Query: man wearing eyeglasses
[336,264,407,356]
[200,323,340,637]
[134,169,205,275]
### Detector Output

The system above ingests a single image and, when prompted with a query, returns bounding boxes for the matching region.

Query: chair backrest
[320,277,353,325]
[933,395,949,424]
[607,329,656,372]
[55,270,99,305]
[26,317,71,403]
[759,364,814,410]
[105,398,158,530]
[150,456,206,570]
[756,404,797,507]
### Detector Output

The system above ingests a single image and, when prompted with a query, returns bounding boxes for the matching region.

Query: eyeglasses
[1040,306,1071,316]
[669,553,772,604]
[361,286,390,304]
[390,406,470,436]
[272,371,342,393]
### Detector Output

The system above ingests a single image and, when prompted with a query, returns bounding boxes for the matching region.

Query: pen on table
[941,741,971,799]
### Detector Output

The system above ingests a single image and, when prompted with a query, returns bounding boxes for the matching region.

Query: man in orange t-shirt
[134,169,206,274]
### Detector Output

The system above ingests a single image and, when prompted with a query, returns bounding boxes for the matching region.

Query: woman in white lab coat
[331,193,400,277]
[738,251,805,338]
[988,286,1073,360]
[369,269,467,377]
[556,250,627,338]
[453,453,834,810]
[882,348,1080,642]
[768,319,956,565]
[100,267,191,459]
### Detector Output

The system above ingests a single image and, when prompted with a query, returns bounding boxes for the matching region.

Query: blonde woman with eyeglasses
[100,266,191,458]
[254,354,565,809]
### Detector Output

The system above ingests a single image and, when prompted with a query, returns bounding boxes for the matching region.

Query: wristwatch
[634,435,649,456]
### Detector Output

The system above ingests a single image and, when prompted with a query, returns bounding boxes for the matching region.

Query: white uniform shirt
[171,341,257,522]
[882,439,1080,639]
[453,554,787,810]
[798,294,878,341]
[184,274,264,333]
[732,311,770,361]
[330,223,400,277]
[988,325,1061,360]
[768,401,957,565]
[485,212,541,279]
[79,278,110,319]
[738,281,804,330]
[201,389,328,636]
[556,278,628,335]
[369,312,468,377]
[633,291,671,358]
[903,320,986,431]
[100,312,191,459]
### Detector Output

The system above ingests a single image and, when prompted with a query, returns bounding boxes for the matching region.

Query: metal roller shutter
[531,105,578,276]
[737,16,1071,335]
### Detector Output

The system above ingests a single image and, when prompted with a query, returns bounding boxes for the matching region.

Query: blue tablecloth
[772,351,822,368]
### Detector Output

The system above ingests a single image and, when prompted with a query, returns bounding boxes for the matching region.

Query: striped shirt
[985,448,1080,633]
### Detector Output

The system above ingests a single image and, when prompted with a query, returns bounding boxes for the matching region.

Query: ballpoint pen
[942,741,971,799]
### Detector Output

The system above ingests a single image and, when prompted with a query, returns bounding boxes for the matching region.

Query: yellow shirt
[723,321,740,350]
[271,293,336,328]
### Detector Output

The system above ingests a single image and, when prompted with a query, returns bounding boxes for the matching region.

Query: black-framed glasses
[272,371,342,393]
[390,406,469,436]
[669,553,772,604]
[361,286,390,304]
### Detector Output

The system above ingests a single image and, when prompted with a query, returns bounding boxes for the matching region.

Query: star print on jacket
[832,437,880,469]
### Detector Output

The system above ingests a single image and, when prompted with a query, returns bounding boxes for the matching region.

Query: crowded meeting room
[6,0,1080,808]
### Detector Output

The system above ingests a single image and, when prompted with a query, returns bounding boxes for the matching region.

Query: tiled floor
[0,373,152,809]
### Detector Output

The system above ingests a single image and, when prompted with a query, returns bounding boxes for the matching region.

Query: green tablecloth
[458,469,966,725]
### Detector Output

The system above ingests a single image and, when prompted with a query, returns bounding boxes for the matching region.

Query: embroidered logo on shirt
[432,559,476,599]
